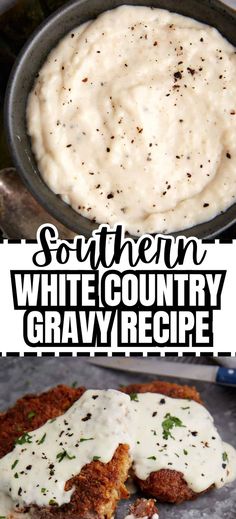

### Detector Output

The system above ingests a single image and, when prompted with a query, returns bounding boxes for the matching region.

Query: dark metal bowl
[4,0,236,238]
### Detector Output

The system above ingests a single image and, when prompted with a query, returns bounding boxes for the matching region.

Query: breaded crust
[129,498,158,518]
[122,380,210,504]
[0,385,85,459]
[0,385,131,519]
[121,380,202,404]
[29,444,130,519]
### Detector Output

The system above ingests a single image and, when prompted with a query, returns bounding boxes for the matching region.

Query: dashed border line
[0,351,234,357]
[0,239,235,244]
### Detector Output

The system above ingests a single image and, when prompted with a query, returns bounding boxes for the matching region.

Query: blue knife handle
[216,367,236,386]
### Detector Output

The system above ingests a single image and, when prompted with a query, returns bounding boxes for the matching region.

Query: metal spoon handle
[0,168,75,239]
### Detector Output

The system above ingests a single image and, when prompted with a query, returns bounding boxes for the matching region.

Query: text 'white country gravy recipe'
[27,6,236,235]
[0,389,236,514]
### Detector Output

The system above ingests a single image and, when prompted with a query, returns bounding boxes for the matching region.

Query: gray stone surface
[0,357,235,518]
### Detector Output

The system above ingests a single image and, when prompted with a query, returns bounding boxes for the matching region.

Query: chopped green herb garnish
[93,456,101,461]
[28,411,36,420]
[37,433,47,445]
[71,381,78,388]
[222,452,229,462]
[183,449,188,455]
[151,429,157,436]
[49,500,58,506]
[130,393,139,402]
[162,413,185,440]
[14,473,19,479]
[0,516,6,518]
[147,456,156,460]
[11,460,19,470]
[49,418,56,423]
[137,440,140,444]
[79,437,94,442]
[175,453,180,458]
[41,488,47,494]
[181,407,190,410]
[15,432,32,445]
[56,450,76,463]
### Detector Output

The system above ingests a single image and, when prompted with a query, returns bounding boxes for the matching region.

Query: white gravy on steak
[0,389,236,513]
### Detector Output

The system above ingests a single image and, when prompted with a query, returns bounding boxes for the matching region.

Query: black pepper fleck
[174,71,182,81]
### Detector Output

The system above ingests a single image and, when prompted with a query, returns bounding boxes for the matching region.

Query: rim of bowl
[4,0,236,239]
